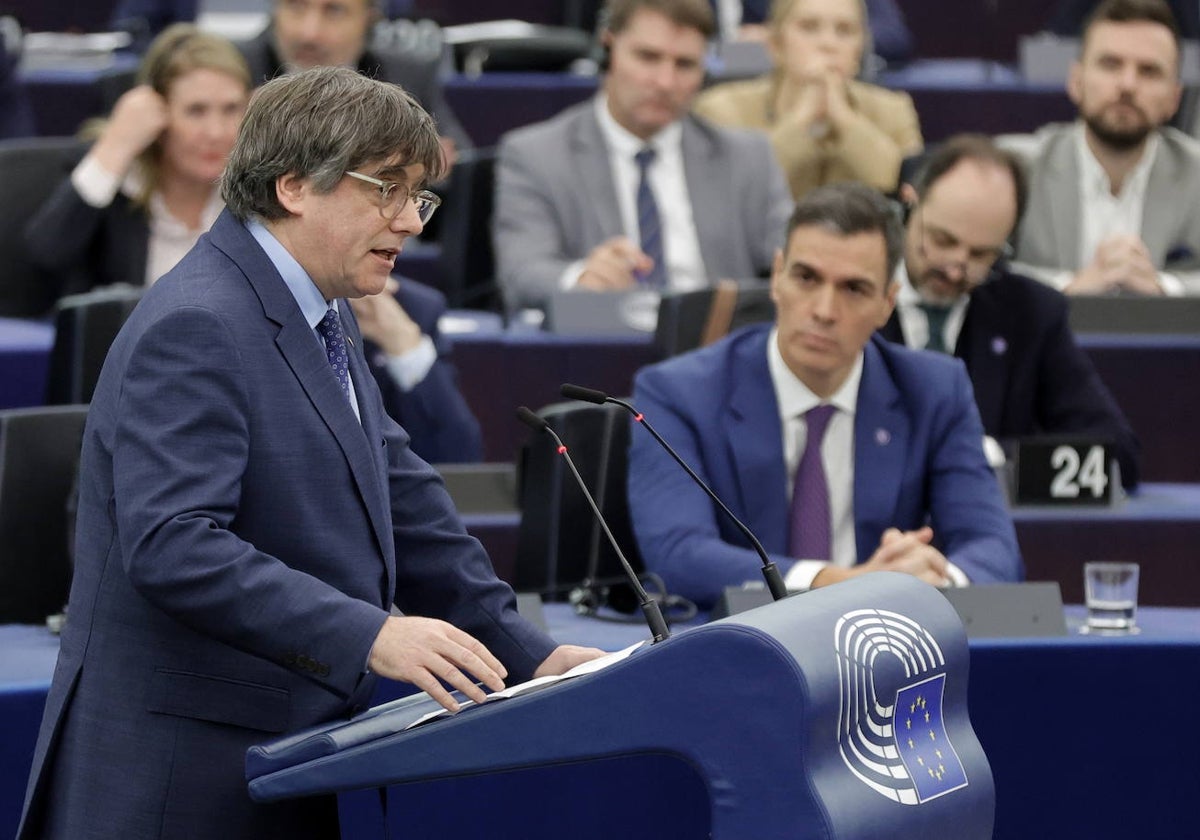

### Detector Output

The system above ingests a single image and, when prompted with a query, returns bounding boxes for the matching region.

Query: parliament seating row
[16,57,1076,146]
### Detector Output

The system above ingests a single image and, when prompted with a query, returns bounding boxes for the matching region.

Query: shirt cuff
[558,259,587,290]
[382,335,436,392]
[784,559,828,592]
[944,562,970,588]
[1157,272,1185,297]
[71,152,123,208]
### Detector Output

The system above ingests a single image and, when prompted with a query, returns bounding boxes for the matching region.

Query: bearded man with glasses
[879,133,1141,490]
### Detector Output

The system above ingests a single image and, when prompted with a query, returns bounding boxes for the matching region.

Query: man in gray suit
[1003,0,1200,296]
[493,0,793,312]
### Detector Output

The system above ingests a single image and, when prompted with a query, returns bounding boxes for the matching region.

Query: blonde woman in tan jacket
[694,0,922,199]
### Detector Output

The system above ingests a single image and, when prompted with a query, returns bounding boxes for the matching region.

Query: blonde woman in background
[694,0,922,199]
[24,24,250,299]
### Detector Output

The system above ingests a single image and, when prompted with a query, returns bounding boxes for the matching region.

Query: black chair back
[45,286,143,405]
[435,146,501,310]
[514,401,642,602]
[654,282,775,358]
[0,136,89,317]
[0,404,88,623]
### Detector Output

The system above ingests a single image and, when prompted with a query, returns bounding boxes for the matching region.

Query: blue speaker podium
[247,573,994,838]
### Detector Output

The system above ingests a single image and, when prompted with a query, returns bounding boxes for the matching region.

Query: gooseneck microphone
[516,406,670,643]
[560,383,789,602]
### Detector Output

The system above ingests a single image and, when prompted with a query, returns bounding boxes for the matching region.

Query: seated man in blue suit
[352,278,484,463]
[880,133,1141,489]
[19,66,601,840]
[628,182,1021,609]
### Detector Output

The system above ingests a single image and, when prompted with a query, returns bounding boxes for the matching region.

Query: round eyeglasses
[345,170,442,224]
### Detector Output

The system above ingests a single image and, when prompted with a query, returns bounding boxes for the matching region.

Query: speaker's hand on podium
[533,645,608,679]
[368,615,508,712]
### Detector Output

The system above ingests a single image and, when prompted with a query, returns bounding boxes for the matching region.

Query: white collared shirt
[1067,124,1182,295]
[558,95,707,292]
[1075,122,1158,270]
[893,260,970,352]
[767,328,861,590]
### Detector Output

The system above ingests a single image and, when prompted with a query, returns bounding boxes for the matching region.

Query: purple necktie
[315,308,351,404]
[789,404,837,560]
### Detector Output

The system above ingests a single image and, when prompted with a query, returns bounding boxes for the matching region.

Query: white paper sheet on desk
[404,642,646,730]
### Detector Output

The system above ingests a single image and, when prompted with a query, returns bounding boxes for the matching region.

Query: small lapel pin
[875,428,891,446]
[991,336,1007,356]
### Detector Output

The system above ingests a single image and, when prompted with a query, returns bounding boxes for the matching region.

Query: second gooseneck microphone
[560,383,789,603]
[516,406,670,643]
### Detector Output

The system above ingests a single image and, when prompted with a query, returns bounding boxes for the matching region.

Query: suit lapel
[208,213,394,569]
[727,332,790,553]
[853,340,909,561]
[572,108,624,242]
[1141,139,1177,263]
[956,288,1010,431]
[681,119,733,278]
[1044,137,1081,268]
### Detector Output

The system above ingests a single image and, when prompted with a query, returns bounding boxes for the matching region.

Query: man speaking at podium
[18,67,601,840]
[628,183,1022,609]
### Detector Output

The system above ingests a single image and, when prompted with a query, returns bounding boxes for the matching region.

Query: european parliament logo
[834,609,969,805]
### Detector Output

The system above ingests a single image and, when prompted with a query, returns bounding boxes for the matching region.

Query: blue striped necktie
[634,146,668,289]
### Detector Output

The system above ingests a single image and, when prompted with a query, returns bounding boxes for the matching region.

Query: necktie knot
[805,403,837,442]
[918,302,953,353]
[315,308,351,403]
[634,146,657,171]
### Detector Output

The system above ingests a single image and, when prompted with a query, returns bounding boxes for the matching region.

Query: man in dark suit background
[627,183,1021,610]
[18,66,600,839]
[235,0,469,166]
[881,133,1140,488]
[352,277,483,463]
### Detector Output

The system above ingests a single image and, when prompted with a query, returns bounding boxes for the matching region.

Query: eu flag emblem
[895,674,968,802]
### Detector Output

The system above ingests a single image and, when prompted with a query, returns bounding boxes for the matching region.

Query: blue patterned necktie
[634,146,668,289]
[918,303,952,353]
[315,307,351,404]
[789,404,837,561]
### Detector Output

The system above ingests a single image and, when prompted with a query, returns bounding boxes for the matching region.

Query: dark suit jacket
[234,27,471,151]
[369,280,483,463]
[23,158,145,300]
[880,269,1141,489]
[627,325,1022,608]
[19,210,554,839]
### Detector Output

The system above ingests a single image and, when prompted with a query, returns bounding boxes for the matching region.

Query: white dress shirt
[1047,124,1182,295]
[557,96,709,292]
[767,329,861,591]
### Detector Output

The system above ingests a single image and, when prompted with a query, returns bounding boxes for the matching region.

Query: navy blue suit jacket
[880,269,1140,489]
[19,211,554,839]
[627,325,1022,608]
[368,280,483,463]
